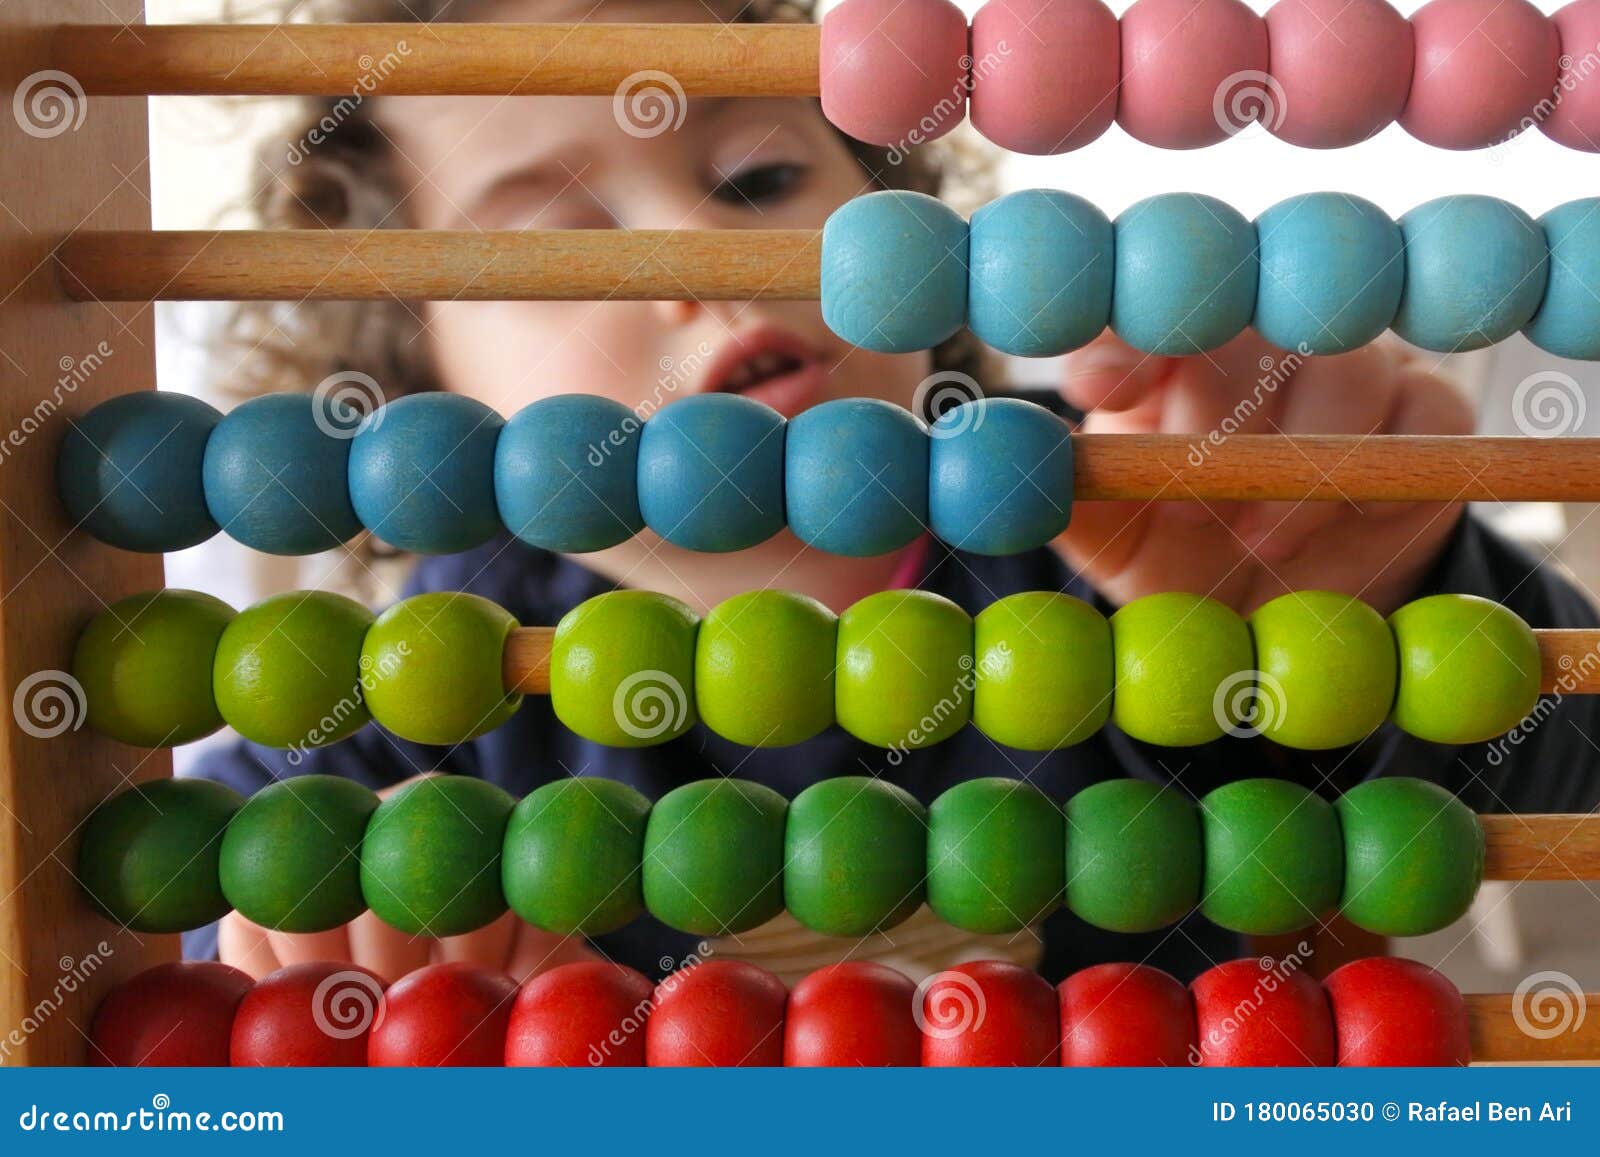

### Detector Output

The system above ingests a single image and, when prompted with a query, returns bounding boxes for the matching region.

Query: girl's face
[378,0,932,608]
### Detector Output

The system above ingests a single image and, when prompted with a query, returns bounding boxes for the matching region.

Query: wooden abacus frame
[4,3,1600,1067]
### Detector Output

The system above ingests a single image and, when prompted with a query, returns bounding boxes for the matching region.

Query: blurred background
[142,0,1600,1001]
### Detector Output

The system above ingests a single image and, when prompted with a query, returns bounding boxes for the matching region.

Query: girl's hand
[217,774,598,984]
[1054,331,1475,614]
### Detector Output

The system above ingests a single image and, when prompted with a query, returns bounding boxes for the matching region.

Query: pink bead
[819,0,971,148]
[1265,0,1413,147]
[970,0,1120,154]
[1118,0,1269,148]
[1402,0,1560,149]
[1540,0,1600,151]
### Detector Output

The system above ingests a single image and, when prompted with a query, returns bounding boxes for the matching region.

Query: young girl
[193,0,1600,987]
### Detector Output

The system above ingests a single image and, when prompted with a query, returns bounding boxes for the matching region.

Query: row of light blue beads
[824,190,1599,361]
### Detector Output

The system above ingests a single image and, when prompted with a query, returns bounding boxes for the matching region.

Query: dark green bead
[1337,777,1484,936]
[643,779,786,934]
[1065,779,1201,933]
[359,775,514,936]
[785,776,927,937]
[503,777,651,935]
[928,777,1064,933]
[1200,778,1343,934]
[78,778,242,932]
[220,775,378,932]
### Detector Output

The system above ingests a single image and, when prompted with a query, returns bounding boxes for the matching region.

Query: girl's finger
[346,908,432,984]
[264,927,354,970]
[505,923,600,984]
[1059,331,1172,416]
[217,911,284,980]
[434,909,518,970]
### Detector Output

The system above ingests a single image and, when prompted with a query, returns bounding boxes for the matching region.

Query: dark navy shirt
[185,515,1600,981]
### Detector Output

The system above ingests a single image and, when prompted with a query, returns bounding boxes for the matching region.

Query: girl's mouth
[701,325,829,419]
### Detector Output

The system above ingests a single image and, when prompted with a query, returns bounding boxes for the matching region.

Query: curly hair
[214,0,992,403]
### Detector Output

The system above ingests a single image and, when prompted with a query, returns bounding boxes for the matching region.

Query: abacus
[5,0,1600,1069]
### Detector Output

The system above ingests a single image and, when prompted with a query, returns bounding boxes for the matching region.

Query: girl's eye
[711,162,805,206]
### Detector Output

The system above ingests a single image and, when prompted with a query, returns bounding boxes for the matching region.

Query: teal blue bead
[1254,194,1403,355]
[637,394,785,552]
[969,190,1113,357]
[821,191,968,353]
[202,393,361,555]
[59,392,220,552]
[786,398,927,557]
[1526,198,1600,360]
[1112,194,1258,355]
[496,395,643,553]
[928,398,1073,555]
[1394,196,1549,352]
[348,393,503,553]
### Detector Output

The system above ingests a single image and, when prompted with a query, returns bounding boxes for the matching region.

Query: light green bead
[550,591,698,747]
[973,592,1111,749]
[1111,592,1252,746]
[695,590,836,747]
[836,590,973,749]
[214,591,375,748]
[73,589,234,747]
[1389,594,1541,744]
[361,592,521,745]
[1248,590,1396,749]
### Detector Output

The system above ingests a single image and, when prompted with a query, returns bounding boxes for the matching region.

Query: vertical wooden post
[0,1,173,1066]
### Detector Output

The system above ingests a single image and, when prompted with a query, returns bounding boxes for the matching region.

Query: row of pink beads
[819,0,1599,153]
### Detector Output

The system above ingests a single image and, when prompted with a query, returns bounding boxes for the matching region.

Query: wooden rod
[1479,814,1600,881]
[56,229,821,302]
[53,23,821,97]
[1467,992,1600,1062]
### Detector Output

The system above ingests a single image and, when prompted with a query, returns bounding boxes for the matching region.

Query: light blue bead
[637,394,785,552]
[58,391,220,552]
[1394,196,1549,352]
[928,398,1073,556]
[496,395,643,553]
[348,393,502,553]
[1112,194,1258,355]
[969,190,1113,358]
[202,394,361,555]
[821,191,968,353]
[1254,193,1403,355]
[786,398,927,557]
[1526,199,1600,360]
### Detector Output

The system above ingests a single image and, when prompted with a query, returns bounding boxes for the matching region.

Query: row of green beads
[72,584,1541,754]
[78,773,1483,942]
[553,586,1542,751]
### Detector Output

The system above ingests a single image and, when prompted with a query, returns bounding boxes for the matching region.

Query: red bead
[1118,0,1270,148]
[367,962,516,1067]
[1265,0,1413,147]
[970,0,1120,154]
[506,961,654,1067]
[1325,957,1471,1066]
[1402,0,1560,149]
[784,961,920,1066]
[819,0,971,148]
[1191,957,1336,1066]
[919,961,1059,1066]
[230,962,385,1066]
[645,960,787,1067]
[1059,963,1197,1066]
[91,961,251,1067]
[1541,0,1600,150]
